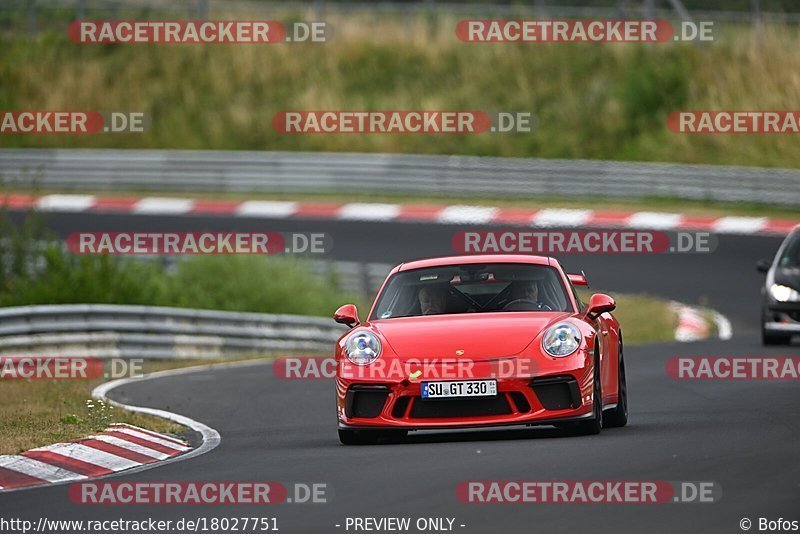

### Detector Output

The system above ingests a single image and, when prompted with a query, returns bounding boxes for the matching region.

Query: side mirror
[756,258,771,274]
[334,304,359,328]
[586,293,616,320]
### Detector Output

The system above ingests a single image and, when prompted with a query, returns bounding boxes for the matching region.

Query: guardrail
[2,148,799,205]
[0,304,346,359]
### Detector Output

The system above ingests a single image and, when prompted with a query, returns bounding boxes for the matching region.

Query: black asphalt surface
[1,210,798,534]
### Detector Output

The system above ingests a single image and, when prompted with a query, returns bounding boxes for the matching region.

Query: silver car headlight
[770,284,800,302]
[344,331,382,365]
[542,323,582,357]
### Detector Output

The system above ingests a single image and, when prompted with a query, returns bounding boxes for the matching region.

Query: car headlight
[542,323,582,357]
[770,284,800,302]
[344,331,382,365]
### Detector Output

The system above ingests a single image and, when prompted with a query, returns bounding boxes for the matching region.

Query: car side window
[569,281,586,313]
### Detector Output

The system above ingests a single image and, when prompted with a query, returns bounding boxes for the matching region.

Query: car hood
[371,312,572,359]
[774,266,800,290]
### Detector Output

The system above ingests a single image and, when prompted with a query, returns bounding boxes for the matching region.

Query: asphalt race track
[1,210,798,533]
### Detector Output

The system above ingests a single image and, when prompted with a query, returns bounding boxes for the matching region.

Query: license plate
[421,380,497,399]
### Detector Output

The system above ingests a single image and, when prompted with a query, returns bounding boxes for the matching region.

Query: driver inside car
[504,280,551,310]
[418,284,448,315]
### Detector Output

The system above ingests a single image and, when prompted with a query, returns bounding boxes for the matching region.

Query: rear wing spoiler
[568,272,589,287]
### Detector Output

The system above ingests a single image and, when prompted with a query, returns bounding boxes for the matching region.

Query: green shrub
[0,209,358,316]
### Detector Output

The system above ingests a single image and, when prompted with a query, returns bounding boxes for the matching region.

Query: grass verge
[0,356,271,455]
[3,19,800,168]
[598,292,681,345]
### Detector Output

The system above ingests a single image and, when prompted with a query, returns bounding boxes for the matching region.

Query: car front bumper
[763,301,800,334]
[336,357,596,430]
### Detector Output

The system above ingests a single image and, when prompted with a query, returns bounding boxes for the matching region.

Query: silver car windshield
[779,232,800,267]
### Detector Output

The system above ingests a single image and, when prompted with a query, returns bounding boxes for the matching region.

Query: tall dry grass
[2,15,800,167]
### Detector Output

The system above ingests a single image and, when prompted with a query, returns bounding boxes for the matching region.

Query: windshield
[370,263,573,320]
[778,232,800,267]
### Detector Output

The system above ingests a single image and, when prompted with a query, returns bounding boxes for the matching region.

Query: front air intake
[345,385,390,418]
[531,376,581,410]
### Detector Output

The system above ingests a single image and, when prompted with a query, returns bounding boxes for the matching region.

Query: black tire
[571,347,603,436]
[762,325,790,346]
[603,340,628,428]
[338,428,407,445]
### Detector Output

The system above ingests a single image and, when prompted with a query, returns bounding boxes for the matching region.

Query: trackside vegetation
[2,20,800,167]
[0,210,359,314]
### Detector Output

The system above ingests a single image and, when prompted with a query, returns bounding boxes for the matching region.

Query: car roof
[396,254,555,272]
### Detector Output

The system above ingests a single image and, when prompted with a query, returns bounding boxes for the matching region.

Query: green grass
[2,19,800,168]
[0,356,279,455]
[602,292,681,345]
[0,248,361,315]
[0,376,184,455]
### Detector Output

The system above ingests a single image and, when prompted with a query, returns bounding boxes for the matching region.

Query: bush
[0,209,358,316]
[156,255,353,316]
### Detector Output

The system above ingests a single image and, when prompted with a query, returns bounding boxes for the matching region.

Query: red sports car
[333,254,627,444]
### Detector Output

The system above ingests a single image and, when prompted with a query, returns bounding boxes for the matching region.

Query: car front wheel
[603,341,628,428]
[570,353,603,436]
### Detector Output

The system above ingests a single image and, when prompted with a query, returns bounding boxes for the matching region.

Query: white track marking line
[133,197,194,215]
[30,443,141,471]
[36,194,96,212]
[532,209,593,227]
[437,205,498,224]
[670,301,733,342]
[627,212,683,230]
[712,310,733,340]
[235,200,298,218]
[111,423,189,447]
[338,203,401,221]
[712,216,767,234]
[88,435,170,460]
[106,428,190,451]
[0,456,86,483]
